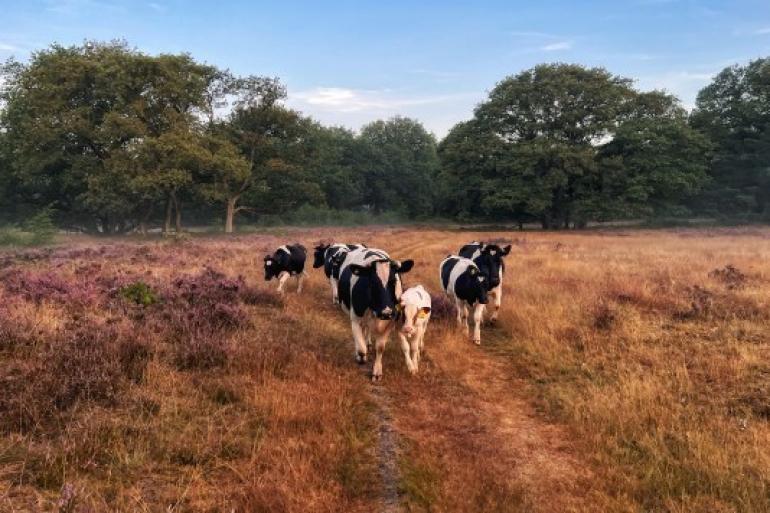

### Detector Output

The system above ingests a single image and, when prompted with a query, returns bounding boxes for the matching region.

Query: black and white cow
[313,243,366,304]
[337,247,414,381]
[458,241,511,321]
[264,243,307,294]
[439,255,489,344]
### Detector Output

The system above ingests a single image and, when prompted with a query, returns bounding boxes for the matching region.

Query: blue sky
[1,0,769,136]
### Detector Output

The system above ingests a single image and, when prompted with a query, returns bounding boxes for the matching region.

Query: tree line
[0,41,767,233]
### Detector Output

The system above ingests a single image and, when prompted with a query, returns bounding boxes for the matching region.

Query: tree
[225,103,326,225]
[596,118,711,218]
[300,124,365,210]
[439,64,710,228]
[194,133,251,233]
[0,41,223,233]
[358,116,439,217]
[691,58,770,219]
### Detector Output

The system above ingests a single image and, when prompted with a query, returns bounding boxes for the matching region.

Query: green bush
[23,210,56,245]
[0,210,57,247]
[119,282,159,307]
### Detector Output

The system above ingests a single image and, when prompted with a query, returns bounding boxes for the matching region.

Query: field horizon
[1,226,769,512]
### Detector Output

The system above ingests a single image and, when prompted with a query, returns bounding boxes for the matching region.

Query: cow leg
[350,316,368,364]
[329,277,338,304]
[398,332,417,374]
[415,320,428,367]
[490,284,502,321]
[459,301,470,336]
[372,324,393,382]
[296,271,307,293]
[454,298,465,330]
[472,303,485,345]
[276,271,290,294]
[411,326,424,373]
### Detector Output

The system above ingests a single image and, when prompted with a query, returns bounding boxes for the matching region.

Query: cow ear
[397,259,414,274]
[263,255,270,261]
[420,307,431,315]
[502,245,512,255]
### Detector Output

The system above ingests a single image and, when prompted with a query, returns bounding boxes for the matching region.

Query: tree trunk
[225,197,237,234]
[164,196,173,234]
[173,195,182,232]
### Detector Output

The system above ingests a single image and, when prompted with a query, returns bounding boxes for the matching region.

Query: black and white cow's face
[263,256,279,281]
[468,266,490,304]
[350,258,414,320]
[313,244,329,268]
[476,244,511,289]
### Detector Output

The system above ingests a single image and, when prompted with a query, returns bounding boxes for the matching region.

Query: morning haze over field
[1,2,770,513]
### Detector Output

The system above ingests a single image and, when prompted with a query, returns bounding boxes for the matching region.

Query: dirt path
[294,232,591,512]
[368,383,402,513]
[441,327,591,510]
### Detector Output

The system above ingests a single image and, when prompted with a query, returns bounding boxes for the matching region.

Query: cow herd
[263,240,511,381]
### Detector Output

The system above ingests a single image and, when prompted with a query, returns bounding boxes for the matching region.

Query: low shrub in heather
[160,267,251,370]
[428,292,455,322]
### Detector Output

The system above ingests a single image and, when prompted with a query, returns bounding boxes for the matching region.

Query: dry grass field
[1,226,769,512]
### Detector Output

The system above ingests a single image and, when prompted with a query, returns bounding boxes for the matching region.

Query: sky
[1,0,769,137]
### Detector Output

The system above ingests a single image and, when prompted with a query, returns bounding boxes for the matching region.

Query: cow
[396,285,431,375]
[458,241,511,321]
[263,243,307,294]
[337,247,414,381]
[313,242,366,304]
[439,255,489,344]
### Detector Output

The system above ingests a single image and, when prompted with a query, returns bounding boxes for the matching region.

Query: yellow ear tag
[396,303,404,312]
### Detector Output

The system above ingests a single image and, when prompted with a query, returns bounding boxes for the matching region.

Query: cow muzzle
[378,307,394,320]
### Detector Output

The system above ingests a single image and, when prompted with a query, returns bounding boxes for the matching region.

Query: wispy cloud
[637,70,717,109]
[290,87,474,113]
[286,86,482,136]
[45,0,124,14]
[541,41,573,51]
[0,43,18,52]
[510,30,562,39]
[754,27,770,35]
[148,2,166,12]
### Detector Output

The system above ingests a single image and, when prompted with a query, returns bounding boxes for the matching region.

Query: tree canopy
[0,42,766,232]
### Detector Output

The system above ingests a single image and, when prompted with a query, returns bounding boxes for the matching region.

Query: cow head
[468,266,490,304]
[313,244,329,268]
[399,301,431,336]
[475,244,511,289]
[350,258,414,320]
[263,255,279,281]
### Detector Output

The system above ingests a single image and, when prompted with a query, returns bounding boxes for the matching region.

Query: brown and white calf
[397,285,431,374]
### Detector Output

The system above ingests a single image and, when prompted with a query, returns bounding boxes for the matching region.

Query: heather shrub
[428,293,455,322]
[241,285,283,306]
[709,264,748,290]
[161,267,250,369]
[3,269,73,303]
[0,299,41,350]
[118,336,153,384]
[45,321,126,410]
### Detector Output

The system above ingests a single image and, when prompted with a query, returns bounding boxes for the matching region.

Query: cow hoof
[356,352,367,364]
[473,339,481,346]
[372,374,382,383]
